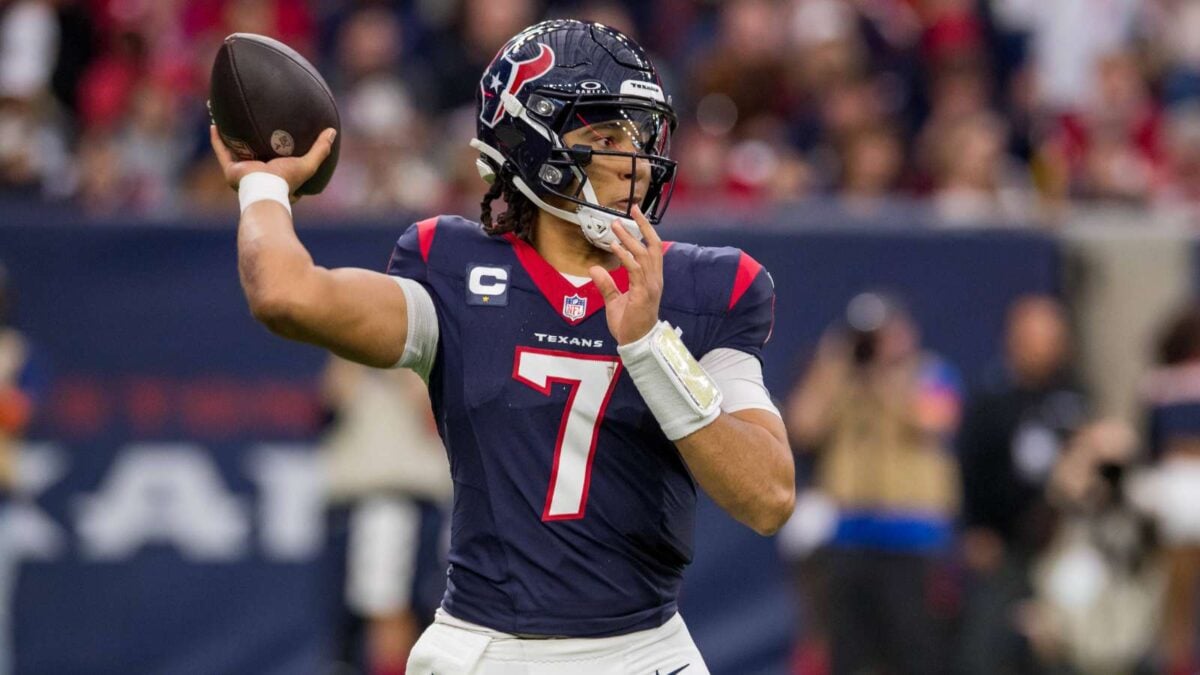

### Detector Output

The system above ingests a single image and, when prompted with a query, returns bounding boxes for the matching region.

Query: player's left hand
[589,206,662,345]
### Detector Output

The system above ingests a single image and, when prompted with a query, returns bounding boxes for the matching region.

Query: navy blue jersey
[1145,365,1200,460]
[386,215,774,637]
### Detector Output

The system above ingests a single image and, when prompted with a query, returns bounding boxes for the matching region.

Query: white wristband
[238,172,292,215]
[617,321,723,440]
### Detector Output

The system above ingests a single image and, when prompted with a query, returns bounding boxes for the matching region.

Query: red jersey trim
[416,217,438,262]
[728,252,763,311]
[504,233,630,326]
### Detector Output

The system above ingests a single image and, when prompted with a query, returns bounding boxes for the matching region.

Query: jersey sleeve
[706,252,775,360]
[386,217,438,281]
[384,217,441,379]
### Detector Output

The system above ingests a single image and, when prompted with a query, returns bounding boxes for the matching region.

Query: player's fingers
[631,205,663,276]
[210,125,235,170]
[632,205,660,250]
[611,218,648,262]
[301,128,337,172]
[610,241,646,287]
[210,126,248,189]
[588,265,621,303]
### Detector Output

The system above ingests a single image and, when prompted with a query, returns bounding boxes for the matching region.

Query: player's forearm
[237,201,317,326]
[237,204,412,367]
[675,412,795,536]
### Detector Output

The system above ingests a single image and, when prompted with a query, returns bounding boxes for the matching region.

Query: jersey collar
[504,233,629,326]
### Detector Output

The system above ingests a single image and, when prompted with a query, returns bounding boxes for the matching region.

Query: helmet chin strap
[470,138,641,252]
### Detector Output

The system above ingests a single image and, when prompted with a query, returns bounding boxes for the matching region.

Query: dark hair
[480,171,539,241]
[1157,301,1200,366]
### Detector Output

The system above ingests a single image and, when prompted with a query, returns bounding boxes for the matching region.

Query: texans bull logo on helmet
[479,43,556,128]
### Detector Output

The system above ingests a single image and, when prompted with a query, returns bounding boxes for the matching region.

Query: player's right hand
[210,125,336,196]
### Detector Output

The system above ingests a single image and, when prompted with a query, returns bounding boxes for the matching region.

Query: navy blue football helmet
[471,20,677,250]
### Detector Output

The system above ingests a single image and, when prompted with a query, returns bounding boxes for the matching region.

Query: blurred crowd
[781,293,1200,675]
[8,0,1200,225]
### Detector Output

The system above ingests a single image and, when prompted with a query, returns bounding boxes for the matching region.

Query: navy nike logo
[655,665,689,675]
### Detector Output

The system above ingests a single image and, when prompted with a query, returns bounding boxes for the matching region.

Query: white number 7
[513,348,623,521]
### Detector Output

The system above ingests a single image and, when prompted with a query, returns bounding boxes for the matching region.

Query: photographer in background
[788,292,962,675]
[1139,301,1200,675]
[956,295,1088,675]
[1025,419,1162,675]
[0,261,46,675]
[318,358,451,675]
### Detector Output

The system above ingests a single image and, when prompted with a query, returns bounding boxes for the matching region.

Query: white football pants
[406,608,709,674]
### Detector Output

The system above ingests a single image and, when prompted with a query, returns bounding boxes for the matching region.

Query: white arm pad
[389,276,439,381]
[700,348,782,417]
[617,321,722,440]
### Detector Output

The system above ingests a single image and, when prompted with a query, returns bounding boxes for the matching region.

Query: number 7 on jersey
[513,348,623,521]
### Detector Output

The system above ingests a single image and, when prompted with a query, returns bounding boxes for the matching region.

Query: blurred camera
[1097,460,1126,492]
[845,292,892,366]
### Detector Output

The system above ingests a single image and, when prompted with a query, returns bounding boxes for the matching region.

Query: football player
[211,20,793,674]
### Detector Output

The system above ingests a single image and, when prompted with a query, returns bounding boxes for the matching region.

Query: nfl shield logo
[562,294,587,321]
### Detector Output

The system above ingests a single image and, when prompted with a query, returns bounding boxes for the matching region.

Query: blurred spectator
[991,0,1145,114]
[817,74,889,149]
[0,0,70,200]
[1026,419,1162,675]
[1139,300,1200,675]
[0,261,47,675]
[181,0,316,55]
[1155,101,1200,210]
[1052,51,1164,203]
[688,0,789,138]
[1152,0,1200,105]
[835,125,904,211]
[0,261,45,511]
[317,5,443,214]
[3,0,1200,218]
[956,295,1089,675]
[421,0,537,113]
[924,110,1034,224]
[318,357,451,675]
[914,60,993,170]
[787,292,961,675]
[787,0,871,111]
[0,0,56,102]
[115,77,188,214]
[76,28,147,132]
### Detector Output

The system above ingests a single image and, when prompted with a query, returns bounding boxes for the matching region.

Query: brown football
[209,33,340,195]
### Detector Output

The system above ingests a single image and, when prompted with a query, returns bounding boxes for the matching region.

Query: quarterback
[211,20,794,674]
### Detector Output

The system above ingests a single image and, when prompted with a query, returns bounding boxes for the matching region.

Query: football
[209,33,341,196]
